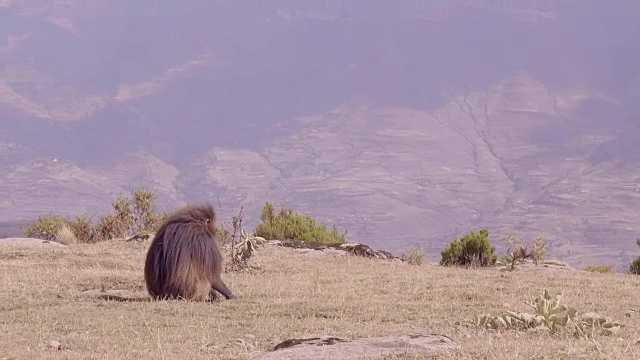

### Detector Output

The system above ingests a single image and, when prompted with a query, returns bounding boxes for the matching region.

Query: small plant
[231,206,244,260]
[460,290,625,338]
[440,229,496,267]
[23,214,69,241]
[630,237,640,275]
[225,207,265,272]
[233,229,266,265]
[254,201,347,243]
[584,264,615,274]
[55,225,77,245]
[401,246,426,266]
[500,234,547,270]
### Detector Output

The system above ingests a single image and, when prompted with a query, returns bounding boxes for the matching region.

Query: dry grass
[0,241,639,360]
[54,225,78,245]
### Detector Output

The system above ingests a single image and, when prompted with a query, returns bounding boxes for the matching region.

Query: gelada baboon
[144,203,236,302]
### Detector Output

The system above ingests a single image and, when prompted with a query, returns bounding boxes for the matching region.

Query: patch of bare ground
[0,240,639,359]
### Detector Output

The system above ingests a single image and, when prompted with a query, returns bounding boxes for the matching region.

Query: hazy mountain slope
[174,73,638,269]
[1,1,640,269]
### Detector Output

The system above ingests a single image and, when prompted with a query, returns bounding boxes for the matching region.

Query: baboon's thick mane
[143,203,234,302]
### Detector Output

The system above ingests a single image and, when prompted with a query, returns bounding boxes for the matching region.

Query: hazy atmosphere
[2,0,640,269]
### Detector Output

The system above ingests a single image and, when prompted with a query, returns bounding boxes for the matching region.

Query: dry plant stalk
[55,225,77,245]
[501,234,547,270]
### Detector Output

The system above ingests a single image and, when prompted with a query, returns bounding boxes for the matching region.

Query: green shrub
[630,237,640,275]
[585,264,615,274]
[254,202,347,243]
[440,228,497,267]
[23,214,69,241]
[630,258,640,275]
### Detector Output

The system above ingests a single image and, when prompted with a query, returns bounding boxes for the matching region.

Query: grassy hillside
[1,240,638,359]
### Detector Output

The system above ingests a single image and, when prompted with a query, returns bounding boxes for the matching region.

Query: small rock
[46,340,63,351]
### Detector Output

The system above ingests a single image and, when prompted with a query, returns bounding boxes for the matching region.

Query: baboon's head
[182,203,217,233]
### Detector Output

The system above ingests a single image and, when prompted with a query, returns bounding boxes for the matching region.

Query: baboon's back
[144,221,221,300]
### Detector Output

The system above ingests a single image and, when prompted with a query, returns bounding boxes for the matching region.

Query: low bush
[462,289,624,337]
[67,214,95,243]
[93,213,120,242]
[23,214,69,241]
[22,187,171,243]
[630,237,640,275]
[254,202,347,243]
[440,228,497,267]
[630,258,640,275]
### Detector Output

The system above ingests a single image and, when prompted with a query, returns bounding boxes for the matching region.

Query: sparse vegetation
[254,201,347,243]
[440,229,497,267]
[462,289,625,338]
[584,264,615,273]
[1,241,639,360]
[14,195,640,359]
[22,187,171,243]
[500,234,547,270]
[228,228,266,270]
[223,206,264,272]
[401,246,426,266]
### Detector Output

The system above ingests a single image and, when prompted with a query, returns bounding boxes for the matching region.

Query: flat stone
[253,334,458,360]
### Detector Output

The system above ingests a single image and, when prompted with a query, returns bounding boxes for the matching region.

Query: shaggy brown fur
[143,203,235,301]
